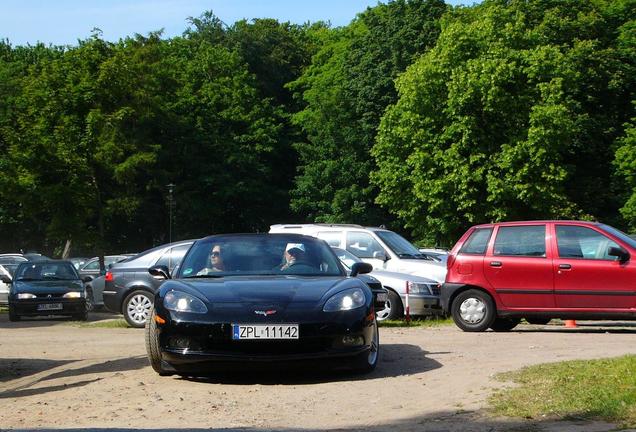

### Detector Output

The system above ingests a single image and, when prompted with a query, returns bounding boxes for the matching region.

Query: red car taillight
[105,271,113,282]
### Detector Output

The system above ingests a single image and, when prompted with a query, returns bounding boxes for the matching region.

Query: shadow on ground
[178,342,443,385]
[3,409,625,432]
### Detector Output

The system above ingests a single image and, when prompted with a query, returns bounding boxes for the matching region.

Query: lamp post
[167,183,175,243]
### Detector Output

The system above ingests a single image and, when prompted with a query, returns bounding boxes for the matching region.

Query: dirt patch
[1,313,635,431]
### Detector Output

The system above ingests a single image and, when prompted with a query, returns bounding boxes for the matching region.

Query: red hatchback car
[442,221,636,332]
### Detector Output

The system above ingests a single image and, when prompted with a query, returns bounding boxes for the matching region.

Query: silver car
[332,247,442,321]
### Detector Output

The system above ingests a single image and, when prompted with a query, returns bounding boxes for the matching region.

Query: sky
[1,0,475,46]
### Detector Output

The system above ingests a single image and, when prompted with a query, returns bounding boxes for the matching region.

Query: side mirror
[149,265,170,280]
[351,262,373,277]
[82,276,93,283]
[608,246,630,264]
[0,274,11,284]
[373,250,389,262]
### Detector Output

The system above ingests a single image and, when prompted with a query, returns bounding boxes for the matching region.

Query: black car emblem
[254,310,277,316]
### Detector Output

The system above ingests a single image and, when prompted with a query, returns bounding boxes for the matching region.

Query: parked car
[0,254,29,265]
[7,260,86,321]
[269,224,447,282]
[0,264,19,305]
[78,255,133,282]
[0,255,27,305]
[69,257,90,270]
[145,233,382,376]
[442,220,636,332]
[332,247,441,320]
[103,240,195,327]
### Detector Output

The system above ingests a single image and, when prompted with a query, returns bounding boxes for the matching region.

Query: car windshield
[15,262,79,281]
[331,247,362,269]
[601,224,636,249]
[178,234,344,278]
[375,230,424,258]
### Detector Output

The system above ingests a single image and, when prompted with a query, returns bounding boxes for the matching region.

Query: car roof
[472,220,601,229]
[270,223,391,233]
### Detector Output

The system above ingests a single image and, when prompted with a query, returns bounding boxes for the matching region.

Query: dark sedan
[8,260,87,321]
[145,233,381,377]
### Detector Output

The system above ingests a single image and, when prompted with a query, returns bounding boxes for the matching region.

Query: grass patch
[490,355,636,428]
[77,319,130,328]
[379,316,453,328]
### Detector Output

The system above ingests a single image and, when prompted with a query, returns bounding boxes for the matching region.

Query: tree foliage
[290,0,447,225]
[372,0,636,244]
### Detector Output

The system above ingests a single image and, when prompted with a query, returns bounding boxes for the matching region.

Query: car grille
[164,323,336,355]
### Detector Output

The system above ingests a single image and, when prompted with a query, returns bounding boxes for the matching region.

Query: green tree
[291,0,447,224]
[373,0,636,244]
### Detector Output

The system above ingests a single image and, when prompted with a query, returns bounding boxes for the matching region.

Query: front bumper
[156,317,375,370]
[9,298,86,316]
[401,293,442,315]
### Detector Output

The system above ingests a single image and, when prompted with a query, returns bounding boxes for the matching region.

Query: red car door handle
[490,261,502,267]
[559,264,572,269]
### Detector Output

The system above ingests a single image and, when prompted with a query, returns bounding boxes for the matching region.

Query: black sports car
[145,233,383,376]
[8,260,87,321]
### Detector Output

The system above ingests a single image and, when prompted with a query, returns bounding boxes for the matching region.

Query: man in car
[280,243,316,273]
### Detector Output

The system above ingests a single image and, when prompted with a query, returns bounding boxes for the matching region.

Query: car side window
[155,244,191,272]
[317,231,342,247]
[459,228,493,255]
[493,225,546,257]
[83,260,100,270]
[556,225,621,260]
[346,232,385,259]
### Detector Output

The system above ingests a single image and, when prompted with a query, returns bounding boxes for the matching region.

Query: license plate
[37,303,63,311]
[232,324,299,340]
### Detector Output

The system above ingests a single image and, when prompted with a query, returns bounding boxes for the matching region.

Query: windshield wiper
[183,274,224,279]
[397,253,416,258]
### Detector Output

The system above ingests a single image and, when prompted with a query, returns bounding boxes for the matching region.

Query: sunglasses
[211,251,220,257]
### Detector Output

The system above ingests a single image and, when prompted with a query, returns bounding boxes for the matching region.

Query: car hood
[13,280,83,293]
[392,260,447,283]
[169,276,358,305]
[370,268,437,284]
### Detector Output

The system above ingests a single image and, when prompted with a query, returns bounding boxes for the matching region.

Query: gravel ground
[1,312,636,431]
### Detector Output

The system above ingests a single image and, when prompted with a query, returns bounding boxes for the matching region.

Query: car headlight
[409,282,435,295]
[323,288,366,312]
[164,291,207,314]
[63,291,84,298]
[17,293,37,299]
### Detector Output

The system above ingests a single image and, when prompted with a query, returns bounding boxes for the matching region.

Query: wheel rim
[376,300,392,321]
[127,294,152,325]
[459,297,486,324]
[367,322,379,366]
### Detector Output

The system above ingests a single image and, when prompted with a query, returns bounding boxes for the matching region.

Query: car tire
[123,290,153,328]
[376,289,403,321]
[8,306,20,322]
[526,318,551,325]
[352,320,379,373]
[490,317,520,332]
[451,289,496,332]
[145,310,171,376]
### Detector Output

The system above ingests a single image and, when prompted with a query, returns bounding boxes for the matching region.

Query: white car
[269,224,447,282]
[333,247,441,320]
